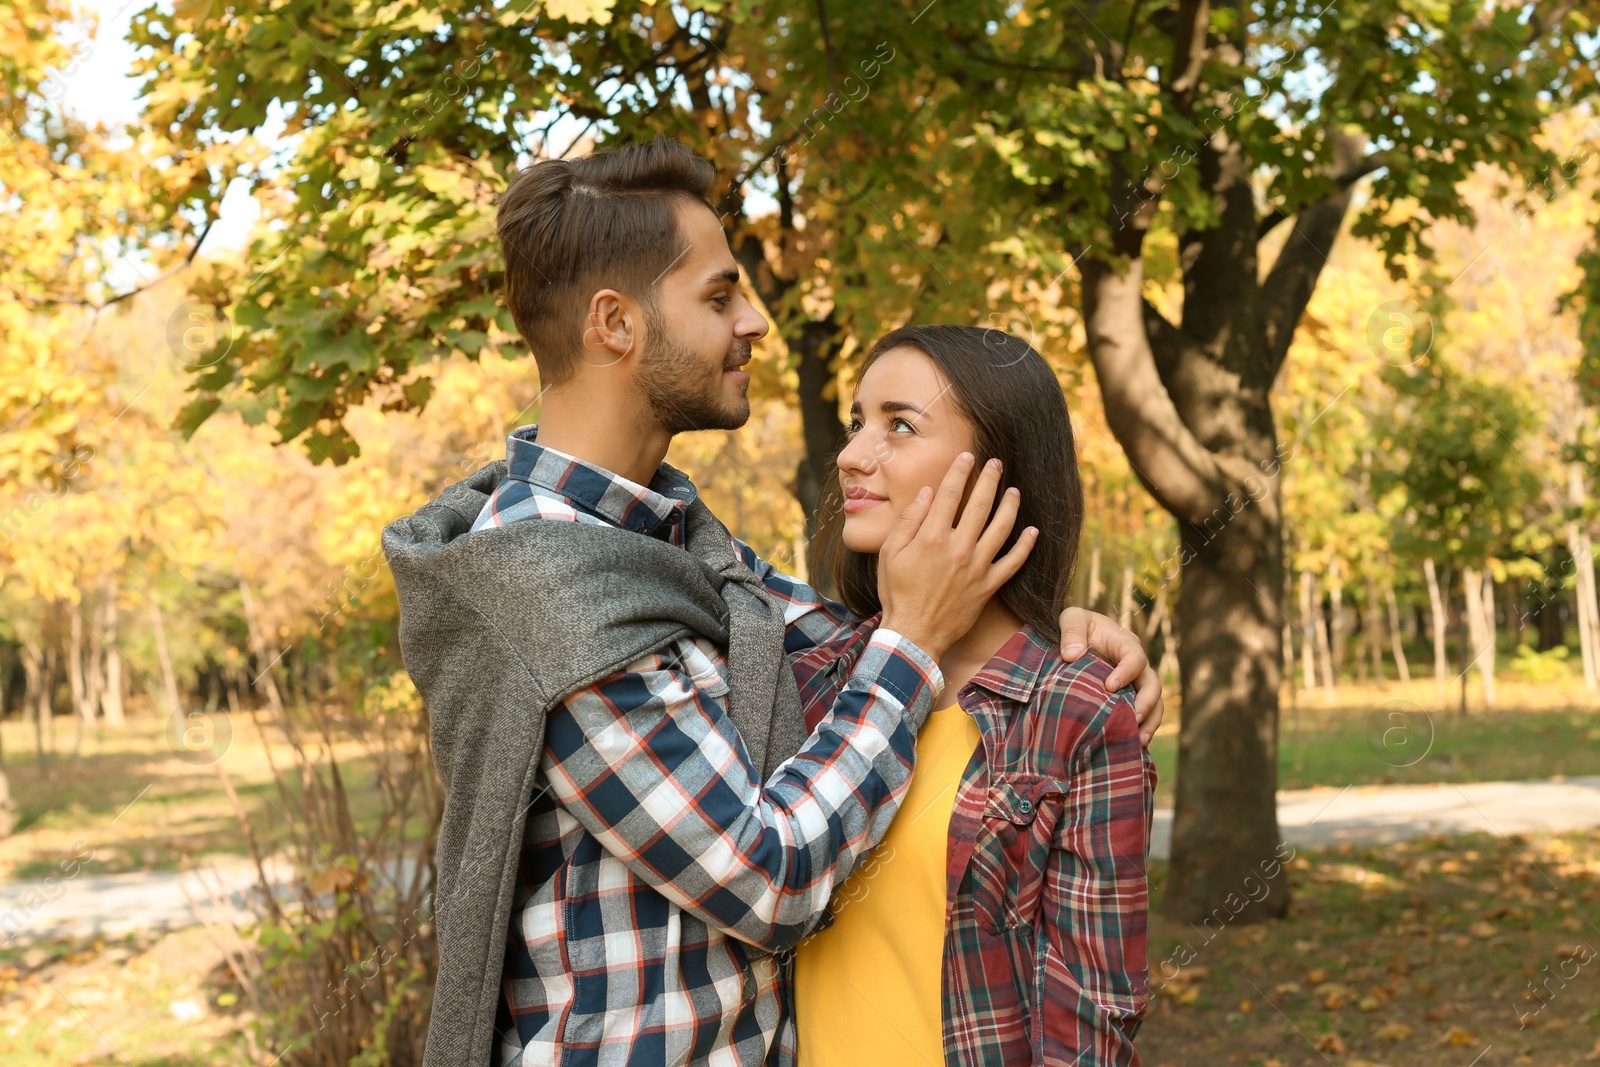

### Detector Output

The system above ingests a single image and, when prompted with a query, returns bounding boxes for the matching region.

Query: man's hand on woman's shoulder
[1057,606,1164,748]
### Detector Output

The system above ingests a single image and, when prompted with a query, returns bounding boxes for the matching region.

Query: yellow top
[793,703,982,1067]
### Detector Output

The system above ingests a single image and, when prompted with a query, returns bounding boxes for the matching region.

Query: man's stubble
[638,302,753,435]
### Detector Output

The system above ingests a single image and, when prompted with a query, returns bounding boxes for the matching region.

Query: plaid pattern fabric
[790,620,1156,1066]
[477,427,943,1067]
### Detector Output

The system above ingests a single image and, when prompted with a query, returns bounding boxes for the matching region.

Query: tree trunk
[1079,227,1288,921]
[1482,572,1498,705]
[790,319,845,569]
[1118,564,1135,630]
[100,584,125,727]
[85,598,103,739]
[1384,583,1412,684]
[1312,574,1335,699]
[1327,558,1346,682]
[1069,34,1373,924]
[1424,558,1448,702]
[1087,545,1104,613]
[1364,574,1385,682]
[149,600,181,717]
[1569,463,1600,688]
[0,653,11,834]
[67,608,88,759]
[22,639,49,775]
[1462,565,1495,708]
[1298,570,1317,695]
[1159,591,1179,683]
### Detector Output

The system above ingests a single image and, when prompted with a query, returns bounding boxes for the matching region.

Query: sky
[60,0,261,253]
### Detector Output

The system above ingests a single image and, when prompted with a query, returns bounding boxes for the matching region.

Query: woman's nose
[837,431,880,475]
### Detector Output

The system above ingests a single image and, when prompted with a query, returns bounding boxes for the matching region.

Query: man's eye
[713,294,732,307]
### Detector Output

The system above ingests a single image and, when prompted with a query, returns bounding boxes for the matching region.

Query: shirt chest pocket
[964,773,1070,933]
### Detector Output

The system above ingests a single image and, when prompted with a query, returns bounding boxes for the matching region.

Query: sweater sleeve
[539,627,942,951]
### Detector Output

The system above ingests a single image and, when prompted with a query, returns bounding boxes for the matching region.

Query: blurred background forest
[4,0,1600,1064]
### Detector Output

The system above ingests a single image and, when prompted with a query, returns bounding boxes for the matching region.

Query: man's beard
[638,304,752,435]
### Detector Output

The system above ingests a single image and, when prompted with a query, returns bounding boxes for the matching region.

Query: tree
[902,0,1600,920]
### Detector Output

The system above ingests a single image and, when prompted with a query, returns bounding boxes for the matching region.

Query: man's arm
[1060,606,1166,745]
[732,537,860,655]
[1039,696,1154,1065]
[540,628,942,952]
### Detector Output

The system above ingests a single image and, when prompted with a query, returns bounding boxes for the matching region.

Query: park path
[2,777,1598,947]
[1149,774,1600,859]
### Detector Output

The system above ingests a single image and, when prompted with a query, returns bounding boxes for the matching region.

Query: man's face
[635,202,769,434]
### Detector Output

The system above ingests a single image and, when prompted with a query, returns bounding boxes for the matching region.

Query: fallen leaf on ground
[1439,1026,1476,1046]
[1315,1034,1347,1055]
[1376,1022,1413,1041]
[1358,995,1383,1012]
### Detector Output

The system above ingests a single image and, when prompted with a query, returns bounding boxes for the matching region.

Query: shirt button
[1018,799,1034,815]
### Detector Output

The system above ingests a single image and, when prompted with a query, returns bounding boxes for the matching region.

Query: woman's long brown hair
[812,325,1085,643]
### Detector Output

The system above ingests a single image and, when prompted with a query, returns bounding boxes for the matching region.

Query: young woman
[789,325,1155,1066]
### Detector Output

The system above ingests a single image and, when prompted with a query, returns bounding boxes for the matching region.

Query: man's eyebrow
[704,267,740,286]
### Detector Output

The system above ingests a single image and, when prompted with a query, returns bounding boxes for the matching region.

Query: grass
[1148,697,1600,808]
[1137,828,1600,1066]
[0,707,407,881]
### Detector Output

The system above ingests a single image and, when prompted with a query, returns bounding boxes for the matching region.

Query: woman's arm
[1038,698,1156,1065]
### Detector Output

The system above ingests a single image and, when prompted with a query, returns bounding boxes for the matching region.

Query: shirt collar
[962,625,1055,705]
[503,424,697,542]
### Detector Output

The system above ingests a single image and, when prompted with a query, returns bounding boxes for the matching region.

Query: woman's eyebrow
[849,399,929,416]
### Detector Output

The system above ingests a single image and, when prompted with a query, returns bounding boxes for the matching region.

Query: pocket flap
[983,774,1068,825]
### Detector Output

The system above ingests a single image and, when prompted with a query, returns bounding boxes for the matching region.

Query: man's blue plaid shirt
[474,426,942,1067]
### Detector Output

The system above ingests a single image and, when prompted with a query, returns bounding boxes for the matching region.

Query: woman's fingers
[924,452,976,532]
[973,485,1021,562]
[982,524,1038,593]
[879,485,932,565]
[954,457,1004,543]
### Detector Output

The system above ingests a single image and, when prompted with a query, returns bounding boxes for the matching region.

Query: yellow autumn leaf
[544,0,617,23]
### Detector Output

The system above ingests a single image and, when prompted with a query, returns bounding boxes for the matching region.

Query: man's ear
[583,288,637,368]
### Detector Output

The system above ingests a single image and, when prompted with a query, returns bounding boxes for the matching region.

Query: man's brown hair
[496,136,716,385]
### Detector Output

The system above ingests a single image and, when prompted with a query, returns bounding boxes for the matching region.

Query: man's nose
[735,297,769,341]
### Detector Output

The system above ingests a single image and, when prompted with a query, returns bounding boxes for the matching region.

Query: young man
[383,137,1161,1067]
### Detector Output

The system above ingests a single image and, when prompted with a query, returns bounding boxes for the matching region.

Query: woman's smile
[842,486,888,512]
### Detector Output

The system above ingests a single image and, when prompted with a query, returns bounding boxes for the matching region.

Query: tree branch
[1165,0,1210,112]
[1256,153,1387,240]
[1143,297,1185,393]
[1260,130,1370,378]
[1081,255,1228,523]
[1526,0,1582,42]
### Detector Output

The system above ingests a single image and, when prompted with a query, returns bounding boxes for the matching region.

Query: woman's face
[836,345,978,554]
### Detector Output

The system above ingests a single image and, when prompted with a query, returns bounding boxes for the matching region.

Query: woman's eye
[845,419,863,434]
[889,417,915,433]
